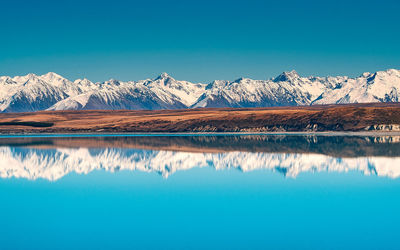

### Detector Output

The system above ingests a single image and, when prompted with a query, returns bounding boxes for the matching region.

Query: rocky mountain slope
[0,69,399,112]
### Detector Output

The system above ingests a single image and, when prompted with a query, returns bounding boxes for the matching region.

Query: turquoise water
[1,135,400,250]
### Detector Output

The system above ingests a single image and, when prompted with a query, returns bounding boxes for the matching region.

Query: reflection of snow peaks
[0,147,399,181]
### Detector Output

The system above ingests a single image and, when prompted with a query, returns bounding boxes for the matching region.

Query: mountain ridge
[0,69,399,112]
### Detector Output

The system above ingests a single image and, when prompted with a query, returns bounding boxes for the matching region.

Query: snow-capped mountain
[0,146,399,181]
[0,73,68,112]
[0,69,399,112]
[312,69,400,104]
[47,72,205,111]
[192,71,332,108]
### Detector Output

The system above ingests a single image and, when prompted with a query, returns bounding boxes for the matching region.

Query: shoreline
[1,131,399,158]
[2,131,400,138]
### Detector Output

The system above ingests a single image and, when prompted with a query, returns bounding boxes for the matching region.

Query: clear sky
[1,0,399,83]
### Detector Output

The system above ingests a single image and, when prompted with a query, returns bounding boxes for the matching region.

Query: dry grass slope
[0,103,399,133]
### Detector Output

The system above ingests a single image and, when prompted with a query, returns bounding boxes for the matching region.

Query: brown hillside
[0,103,399,133]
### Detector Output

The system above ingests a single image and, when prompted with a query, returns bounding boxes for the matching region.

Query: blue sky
[0,0,399,82]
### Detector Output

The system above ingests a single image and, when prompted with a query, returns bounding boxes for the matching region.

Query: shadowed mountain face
[1,135,399,181]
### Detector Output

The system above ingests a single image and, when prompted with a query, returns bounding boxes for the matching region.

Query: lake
[1,134,399,250]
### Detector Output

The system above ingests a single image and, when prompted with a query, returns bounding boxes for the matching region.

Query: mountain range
[0,69,399,112]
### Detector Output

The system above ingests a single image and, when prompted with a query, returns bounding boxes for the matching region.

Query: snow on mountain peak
[232,77,251,83]
[0,69,399,112]
[387,69,400,75]
[12,73,39,83]
[156,72,173,80]
[41,72,64,80]
[273,70,300,82]
[361,72,371,78]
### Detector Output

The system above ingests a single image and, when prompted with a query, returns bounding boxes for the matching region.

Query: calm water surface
[0,134,399,250]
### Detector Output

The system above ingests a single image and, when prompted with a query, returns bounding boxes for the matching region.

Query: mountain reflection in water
[0,134,399,181]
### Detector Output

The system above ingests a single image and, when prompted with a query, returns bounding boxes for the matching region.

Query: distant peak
[21,73,40,81]
[74,78,92,84]
[233,77,244,82]
[273,70,300,82]
[42,72,63,78]
[365,69,400,79]
[361,72,371,78]
[26,73,37,78]
[232,77,251,83]
[107,79,121,85]
[284,70,299,76]
[155,72,173,80]
[385,69,400,75]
